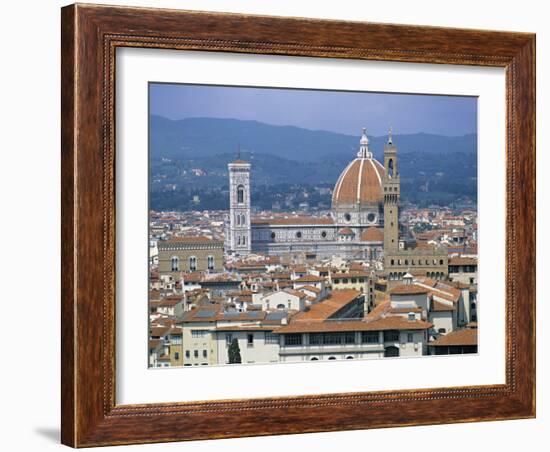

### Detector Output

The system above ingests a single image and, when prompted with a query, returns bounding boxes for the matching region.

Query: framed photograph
[61,3,536,447]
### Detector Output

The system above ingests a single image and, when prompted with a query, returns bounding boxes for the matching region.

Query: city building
[158,236,224,276]
[226,128,447,282]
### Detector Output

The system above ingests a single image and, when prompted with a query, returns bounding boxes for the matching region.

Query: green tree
[228,338,242,364]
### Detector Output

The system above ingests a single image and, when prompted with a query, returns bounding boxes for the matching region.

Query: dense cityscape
[148,129,478,368]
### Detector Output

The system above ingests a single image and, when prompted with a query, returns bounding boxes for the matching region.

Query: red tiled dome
[332,157,385,208]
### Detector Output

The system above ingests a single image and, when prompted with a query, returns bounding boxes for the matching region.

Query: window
[174,352,180,360]
[194,350,199,358]
[284,334,302,346]
[439,259,444,265]
[247,334,254,347]
[351,278,357,283]
[309,332,355,345]
[407,333,414,343]
[310,357,319,361]
[343,278,348,284]
[207,255,215,271]
[171,256,179,271]
[388,158,394,177]
[383,330,400,342]
[344,213,351,222]
[309,333,323,345]
[344,332,356,344]
[438,328,446,334]
[296,231,302,238]
[328,356,337,360]
[321,231,327,238]
[367,212,376,222]
[189,256,197,271]
[237,185,244,204]
[361,331,379,344]
[202,350,207,358]
[334,278,340,284]
[185,350,190,358]
[271,232,276,239]
[265,333,279,344]
[225,334,232,346]
[391,259,395,265]
[191,330,207,338]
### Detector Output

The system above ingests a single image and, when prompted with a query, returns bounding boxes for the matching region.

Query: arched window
[207,255,215,271]
[388,159,394,177]
[189,256,197,272]
[237,185,245,204]
[241,214,246,225]
[242,236,246,245]
[236,215,240,226]
[310,357,319,361]
[171,256,179,272]
[237,236,241,245]
[328,356,337,360]
[346,356,354,360]
[276,304,285,310]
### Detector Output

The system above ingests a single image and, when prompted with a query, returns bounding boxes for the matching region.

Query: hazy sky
[150,83,477,137]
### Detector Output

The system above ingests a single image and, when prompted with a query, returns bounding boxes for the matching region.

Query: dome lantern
[357,127,373,159]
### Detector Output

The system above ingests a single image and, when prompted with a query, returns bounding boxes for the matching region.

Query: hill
[150,115,477,162]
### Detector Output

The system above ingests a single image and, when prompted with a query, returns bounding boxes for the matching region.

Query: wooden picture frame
[61,3,536,447]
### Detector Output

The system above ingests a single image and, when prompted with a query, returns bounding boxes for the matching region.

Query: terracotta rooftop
[389,284,429,295]
[429,328,478,347]
[294,275,326,283]
[449,257,478,266]
[431,301,455,312]
[299,285,322,294]
[338,227,354,235]
[291,289,361,322]
[361,227,384,242]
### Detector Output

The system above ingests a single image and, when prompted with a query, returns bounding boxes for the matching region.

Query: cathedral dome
[332,128,385,208]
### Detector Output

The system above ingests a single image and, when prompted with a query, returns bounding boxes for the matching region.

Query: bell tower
[228,157,251,256]
[383,128,400,252]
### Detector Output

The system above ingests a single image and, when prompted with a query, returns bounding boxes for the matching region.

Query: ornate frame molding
[61,4,535,447]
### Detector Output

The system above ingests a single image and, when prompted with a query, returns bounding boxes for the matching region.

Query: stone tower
[228,158,251,256]
[383,128,400,252]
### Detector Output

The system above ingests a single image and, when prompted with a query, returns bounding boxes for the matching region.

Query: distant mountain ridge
[150,115,477,162]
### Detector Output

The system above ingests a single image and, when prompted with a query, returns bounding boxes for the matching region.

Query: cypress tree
[228,338,242,364]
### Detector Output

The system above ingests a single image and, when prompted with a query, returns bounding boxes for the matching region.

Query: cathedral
[225,128,448,279]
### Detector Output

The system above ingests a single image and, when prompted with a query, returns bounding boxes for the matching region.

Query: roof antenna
[237,142,241,160]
